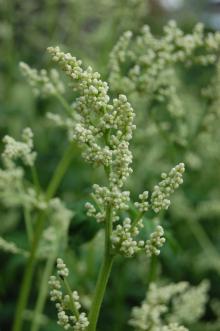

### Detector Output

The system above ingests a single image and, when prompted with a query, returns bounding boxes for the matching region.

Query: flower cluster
[19,62,65,97]
[135,191,149,213]
[111,217,144,257]
[0,169,45,210]
[202,58,220,131]
[38,199,73,258]
[0,237,28,257]
[109,21,220,129]
[0,167,24,207]
[46,47,185,264]
[47,47,135,187]
[49,258,89,330]
[2,128,36,168]
[129,281,209,331]
[145,225,165,257]
[170,280,210,324]
[111,218,165,258]
[109,21,220,96]
[162,324,188,331]
[85,185,130,223]
[90,163,184,257]
[151,163,185,213]
[109,163,184,258]
[0,130,41,210]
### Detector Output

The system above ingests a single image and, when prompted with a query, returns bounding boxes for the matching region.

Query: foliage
[1,2,220,331]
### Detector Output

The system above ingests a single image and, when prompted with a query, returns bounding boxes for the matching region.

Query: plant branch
[12,142,75,331]
[30,244,58,331]
[63,278,80,319]
[88,205,114,331]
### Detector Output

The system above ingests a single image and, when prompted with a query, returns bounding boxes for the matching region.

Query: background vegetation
[1,0,220,330]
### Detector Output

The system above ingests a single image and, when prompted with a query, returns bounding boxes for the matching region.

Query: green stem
[187,218,220,273]
[30,245,58,331]
[147,255,158,286]
[24,206,33,245]
[12,142,75,331]
[130,211,144,231]
[12,213,45,331]
[88,255,114,331]
[63,278,80,319]
[55,92,73,116]
[46,142,75,200]
[88,206,114,331]
[31,166,42,194]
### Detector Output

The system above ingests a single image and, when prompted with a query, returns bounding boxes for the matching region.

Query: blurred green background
[1,1,220,330]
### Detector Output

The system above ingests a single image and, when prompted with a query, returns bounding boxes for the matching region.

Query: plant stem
[147,255,158,286]
[30,245,58,331]
[130,211,144,231]
[55,92,73,116]
[12,213,45,331]
[12,142,75,331]
[63,278,80,319]
[31,166,42,194]
[88,255,114,331]
[88,206,114,331]
[24,206,33,245]
[46,142,75,200]
[187,218,220,273]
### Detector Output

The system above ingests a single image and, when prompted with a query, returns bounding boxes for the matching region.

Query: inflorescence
[19,62,65,97]
[46,46,185,261]
[49,258,89,330]
[129,281,209,331]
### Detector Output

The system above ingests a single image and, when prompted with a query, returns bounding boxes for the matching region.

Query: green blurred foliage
[1,1,220,331]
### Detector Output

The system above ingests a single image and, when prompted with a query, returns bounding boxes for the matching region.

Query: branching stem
[88,206,114,331]
[12,142,75,331]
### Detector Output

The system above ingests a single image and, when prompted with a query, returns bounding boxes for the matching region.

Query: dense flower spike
[135,191,149,213]
[162,324,188,331]
[129,281,209,331]
[47,46,135,187]
[111,217,144,257]
[19,62,65,97]
[170,280,210,324]
[111,221,165,258]
[2,128,36,168]
[145,225,165,257]
[109,21,220,97]
[108,21,220,147]
[49,258,89,330]
[39,199,73,258]
[45,47,187,331]
[0,167,24,207]
[0,237,28,257]
[202,58,220,131]
[2,7,218,331]
[47,47,185,263]
[0,130,44,211]
[151,163,185,213]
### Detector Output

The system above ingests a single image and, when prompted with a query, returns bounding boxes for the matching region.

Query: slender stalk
[12,213,45,331]
[30,143,75,331]
[88,256,114,331]
[46,142,75,199]
[12,142,75,331]
[147,255,158,286]
[30,246,58,331]
[88,206,114,331]
[24,206,33,245]
[63,278,80,319]
[31,166,42,194]
[187,218,220,273]
[55,92,73,116]
[130,211,144,231]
